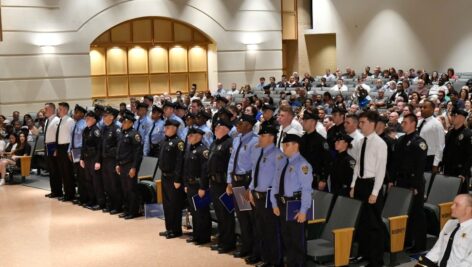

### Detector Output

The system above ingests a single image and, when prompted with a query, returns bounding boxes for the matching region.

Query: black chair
[307,190,334,240]
[137,156,159,181]
[424,174,461,235]
[307,196,362,266]
[424,172,433,199]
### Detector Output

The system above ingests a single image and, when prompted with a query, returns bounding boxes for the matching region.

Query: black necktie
[55,118,62,143]
[149,121,156,148]
[279,158,289,196]
[71,123,77,149]
[232,136,243,175]
[137,119,141,131]
[360,137,367,178]
[277,130,285,148]
[439,223,461,267]
[418,118,426,133]
[253,148,264,189]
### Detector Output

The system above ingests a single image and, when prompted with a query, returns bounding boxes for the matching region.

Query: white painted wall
[0,0,283,114]
[311,0,472,73]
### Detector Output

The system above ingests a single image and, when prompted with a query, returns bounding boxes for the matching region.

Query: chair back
[320,196,362,242]
[427,174,461,205]
[312,190,334,220]
[382,187,413,219]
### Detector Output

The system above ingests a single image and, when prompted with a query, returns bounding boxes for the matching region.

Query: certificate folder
[286,200,314,221]
[219,192,235,213]
[232,186,252,211]
[192,191,212,210]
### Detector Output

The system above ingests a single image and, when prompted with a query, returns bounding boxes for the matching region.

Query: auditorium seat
[137,156,159,181]
[307,190,334,239]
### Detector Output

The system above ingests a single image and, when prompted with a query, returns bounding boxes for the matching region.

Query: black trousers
[162,174,184,234]
[46,153,62,196]
[186,184,211,242]
[119,162,140,216]
[424,155,434,172]
[102,157,123,211]
[279,202,306,267]
[406,191,427,250]
[73,162,88,203]
[232,180,255,255]
[253,192,282,265]
[209,182,236,250]
[354,178,385,267]
[83,158,105,206]
[56,144,75,198]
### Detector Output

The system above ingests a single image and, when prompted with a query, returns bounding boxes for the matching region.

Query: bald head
[451,194,472,223]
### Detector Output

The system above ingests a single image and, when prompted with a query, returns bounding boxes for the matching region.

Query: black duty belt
[231,172,251,183]
[187,177,201,185]
[118,160,132,165]
[252,190,267,200]
[209,173,226,184]
[275,191,301,205]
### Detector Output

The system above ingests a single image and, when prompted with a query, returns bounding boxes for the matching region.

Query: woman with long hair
[0,132,31,185]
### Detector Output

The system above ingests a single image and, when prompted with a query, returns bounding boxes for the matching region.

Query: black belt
[357,177,375,181]
[252,190,267,200]
[118,160,132,165]
[187,177,201,185]
[209,173,226,184]
[162,172,173,177]
[231,172,251,183]
[275,191,301,205]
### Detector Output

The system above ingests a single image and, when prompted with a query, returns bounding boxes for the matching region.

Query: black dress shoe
[159,231,169,236]
[218,247,235,254]
[91,205,103,211]
[119,213,129,218]
[124,214,137,220]
[245,255,261,264]
[72,199,81,205]
[350,255,366,264]
[45,193,53,198]
[166,233,178,239]
[102,208,111,213]
[195,239,211,245]
[233,250,250,258]
[186,237,195,243]
[61,197,74,202]
[109,209,122,215]
[255,263,272,267]
[210,244,220,251]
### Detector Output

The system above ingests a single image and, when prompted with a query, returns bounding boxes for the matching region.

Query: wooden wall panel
[150,74,169,94]
[169,47,188,72]
[170,73,188,93]
[128,47,148,74]
[129,75,149,96]
[107,47,127,75]
[132,20,152,42]
[149,47,169,73]
[189,73,208,91]
[91,76,107,97]
[90,48,106,75]
[154,19,173,42]
[174,23,192,42]
[111,23,131,43]
[189,46,207,72]
[108,76,128,96]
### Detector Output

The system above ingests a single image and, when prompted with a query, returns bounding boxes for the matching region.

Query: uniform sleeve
[299,163,314,214]
[200,148,209,190]
[372,139,387,196]
[462,134,472,177]
[227,138,237,184]
[131,133,143,169]
[173,140,185,183]
[433,122,445,166]
[143,131,150,156]
[413,140,428,190]
[93,130,102,164]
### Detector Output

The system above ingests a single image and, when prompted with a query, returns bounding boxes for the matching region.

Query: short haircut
[345,113,359,123]
[144,95,153,101]
[423,99,436,109]
[403,113,418,126]
[191,99,203,107]
[359,110,380,124]
[58,102,69,110]
[278,105,294,117]
[45,102,56,110]
[120,102,127,107]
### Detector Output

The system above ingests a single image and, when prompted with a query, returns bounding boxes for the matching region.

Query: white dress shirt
[316,121,327,139]
[44,115,60,143]
[276,119,303,150]
[418,116,445,166]
[57,115,75,145]
[426,218,472,267]
[329,84,348,95]
[350,132,387,196]
[347,129,364,157]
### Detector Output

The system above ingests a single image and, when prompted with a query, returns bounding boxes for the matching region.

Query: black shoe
[159,231,169,237]
[195,239,211,245]
[245,255,261,264]
[255,263,272,267]
[233,250,250,258]
[91,205,103,211]
[119,213,129,218]
[72,199,81,205]
[102,208,111,213]
[211,244,220,251]
[61,197,74,202]
[124,214,137,220]
[45,193,53,198]
[350,256,366,264]
[166,233,178,239]
[218,247,235,254]
[109,209,122,215]
[186,237,195,243]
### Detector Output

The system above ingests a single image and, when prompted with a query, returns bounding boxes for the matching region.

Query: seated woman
[0,132,31,185]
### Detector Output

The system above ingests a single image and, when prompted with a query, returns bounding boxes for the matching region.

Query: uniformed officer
[391,113,428,253]
[195,110,214,148]
[115,110,143,220]
[95,104,106,129]
[226,114,259,259]
[143,105,165,157]
[70,105,87,205]
[270,130,313,267]
[260,104,278,128]
[182,127,211,245]
[247,124,284,266]
[376,115,396,185]
[101,106,123,214]
[134,102,152,144]
[300,110,332,190]
[211,95,229,131]
[158,119,185,238]
[215,107,238,138]
[442,109,472,193]
[330,133,355,196]
[326,106,347,153]
[80,111,105,210]
[208,119,237,254]
[162,101,186,140]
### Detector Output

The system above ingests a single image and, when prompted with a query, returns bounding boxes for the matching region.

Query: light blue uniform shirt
[249,143,283,192]
[143,119,165,156]
[134,116,152,144]
[198,124,214,148]
[226,131,259,183]
[68,119,86,152]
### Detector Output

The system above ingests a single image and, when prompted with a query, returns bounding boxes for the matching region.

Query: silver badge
[407,141,411,146]
[169,142,173,145]
[459,134,464,141]
[217,145,222,150]
[192,150,196,154]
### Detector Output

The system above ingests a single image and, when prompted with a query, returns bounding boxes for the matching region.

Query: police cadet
[162,101,186,140]
[330,133,355,196]
[208,119,237,254]
[211,95,229,131]
[226,114,259,259]
[182,127,211,245]
[300,110,332,190]
[143,105,165,157]
[270,129,313,267]
[391,113,428,253]
[70,105,87,206]
[80,111,105,210]
[158,119,185,238]
[56,102,76,202]
[43,102,61,198]
[260,104,278,128]
[101,106,123,214]
[247,124,283,267]
[326,106,346,153]
[376,115,396,185]
[115,110,143,220]
[442,109,472,193]
[134,102,152,144]
[195,110,213,148]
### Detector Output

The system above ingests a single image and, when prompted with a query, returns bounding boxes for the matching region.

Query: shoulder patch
[203,150,209,159]
[458,133,464,141]
[178,141,185,151]
[419,142,427,151]
[116,128,121,134]
[94,129,100,137]
[349,159,356,169]
[277,154,284,160]
[135,134,141,143]
[301,165,309,175]
[323,142,329,150]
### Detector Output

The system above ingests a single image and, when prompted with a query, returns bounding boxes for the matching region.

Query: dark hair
[403,113,418,126]
[423,99,436,109]
[346,113,359,123]
[45,102,56,110]
[359,110,380,124]
[58,102,70,111]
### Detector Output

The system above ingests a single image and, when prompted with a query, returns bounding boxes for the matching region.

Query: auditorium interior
[1,1,472,267]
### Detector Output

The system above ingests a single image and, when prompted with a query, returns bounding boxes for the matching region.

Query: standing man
[442,109,472,193]
[418,100,445,173]
[392,113,428,253]
[326,106,347,152]
[44,103,62,198]
[115,110,143,219]
[300,110,332,190]
[134,102,152,144]
[275,105,303,150]
[195,110,213,148]
[143,105,165,157]
[182,128,211,245]
[350,110,387,267]
[226,114,259,259]
[70,105,87,205]
[248,124,283,267]
[101,106,123,214]
[270,129,313,267]
[208,119,237,254]
[158,119,185,238]
[162,101,186,140]
[56,102,76,201]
